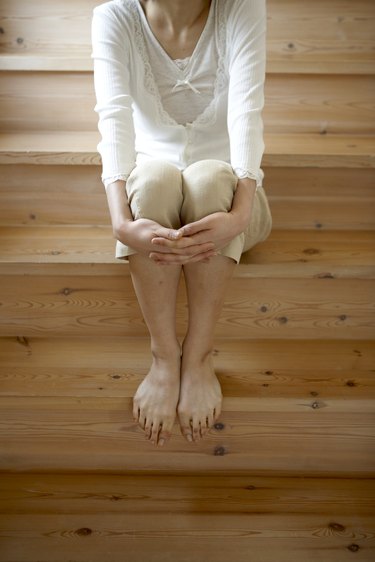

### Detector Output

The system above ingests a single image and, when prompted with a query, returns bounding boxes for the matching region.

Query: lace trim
[103,174,130,189]
[126,0,228,128]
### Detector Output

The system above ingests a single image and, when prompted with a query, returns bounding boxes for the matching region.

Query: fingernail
[159,439,165,447]
[187,434,193,442]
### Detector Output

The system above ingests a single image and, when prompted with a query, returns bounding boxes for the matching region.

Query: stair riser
[0,165,374,228]
[1,71,374,134]
[0,275,373,339]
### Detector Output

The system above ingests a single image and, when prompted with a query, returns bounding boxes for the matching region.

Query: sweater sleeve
[91,3,136,190]
[226,0,266,189]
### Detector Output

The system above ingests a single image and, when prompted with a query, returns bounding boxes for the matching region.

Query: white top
[91,0,266,191]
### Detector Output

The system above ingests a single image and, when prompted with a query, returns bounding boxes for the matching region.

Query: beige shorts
[115,159,272,264]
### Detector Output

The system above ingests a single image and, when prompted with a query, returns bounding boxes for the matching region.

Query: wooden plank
[0,337,374,399]
[0,227,374,271]
[1,0,374,74]
[2,164,375,195]
[0,474,373,562]
[1,191,374,230]
[0,268,373,338]
[0,166,374,229]
[0,132,374,167]
[0,394,374,475]
[1,473,374,514]
[1,72,375,134]
[0,513,373,562]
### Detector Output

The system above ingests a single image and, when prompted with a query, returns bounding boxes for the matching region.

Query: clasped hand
[116,211,247,265]
[149,211,244,265]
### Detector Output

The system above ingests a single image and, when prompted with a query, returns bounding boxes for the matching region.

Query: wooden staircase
[0,1,375,560]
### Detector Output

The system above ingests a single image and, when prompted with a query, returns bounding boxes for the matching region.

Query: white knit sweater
[91,0,267,190]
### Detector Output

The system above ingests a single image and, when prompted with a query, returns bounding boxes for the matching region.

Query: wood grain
[1,337,374,399]
[0,394,374,475]
[1,72,374,134]
[0,474,373,562]
[1,0,374,73]
[0,132,374,167]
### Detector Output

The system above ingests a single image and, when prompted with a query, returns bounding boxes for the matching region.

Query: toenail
[187,434,193,442]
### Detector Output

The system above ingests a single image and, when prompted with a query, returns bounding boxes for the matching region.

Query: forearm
[105,180,133,235]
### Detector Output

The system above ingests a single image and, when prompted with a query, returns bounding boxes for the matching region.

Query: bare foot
[177,351,222,442]
[133,351,181,447]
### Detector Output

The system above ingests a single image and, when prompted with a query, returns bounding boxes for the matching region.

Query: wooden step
[0,132,374,168]
[0,337,374,475]
[1,71,374,134]
[1,165,374,229]
[0,473,374,562]
[0,227,374,339]
[1,0,374,74]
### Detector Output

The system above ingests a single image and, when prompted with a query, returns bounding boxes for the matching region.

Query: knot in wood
[303,248,320,255]
[75,527,92,536]
[329,522,345,532]
[214,446,226,456]
[214,422,225,431]
[347,544,360,552]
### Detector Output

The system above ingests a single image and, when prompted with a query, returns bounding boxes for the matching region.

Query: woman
[91,0,272,447]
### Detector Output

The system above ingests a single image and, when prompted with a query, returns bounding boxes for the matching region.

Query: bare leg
[177,254,236,442]
[130,253,182,447]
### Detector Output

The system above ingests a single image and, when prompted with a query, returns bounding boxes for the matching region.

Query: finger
[153,227,183,241]
[178,219,209,237]
[151,234,214,248]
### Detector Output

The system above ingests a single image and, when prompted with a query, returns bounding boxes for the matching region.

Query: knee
[126,160,183,225]
[181,160,237,222]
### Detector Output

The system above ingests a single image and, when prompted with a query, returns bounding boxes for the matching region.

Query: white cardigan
[91,0,267,190]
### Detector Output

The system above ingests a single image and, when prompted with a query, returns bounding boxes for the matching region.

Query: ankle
[151,341,181,363]
[181,340,213,366]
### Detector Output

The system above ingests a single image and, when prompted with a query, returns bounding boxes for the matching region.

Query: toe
[200,417,209,437]
[158,423,172,447]
[213,403,222,422]
[150,419,162,444]
[133,400,140,422]
[179,413,194,442]
[207,410,215,429]
[191,417,201,442]
[139,410,147,430]
[144,417,153,439]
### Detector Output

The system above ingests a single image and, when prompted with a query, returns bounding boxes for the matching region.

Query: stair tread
[0,132,374,167]
[0,226,374,278]
[0,336,374,475]
[0,473,373,562]
[1,336,373,399]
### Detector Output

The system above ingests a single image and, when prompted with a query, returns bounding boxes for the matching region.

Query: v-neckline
[135,0,215,74]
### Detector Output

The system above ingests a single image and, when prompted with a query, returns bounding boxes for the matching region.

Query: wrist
[113,217,133,239]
